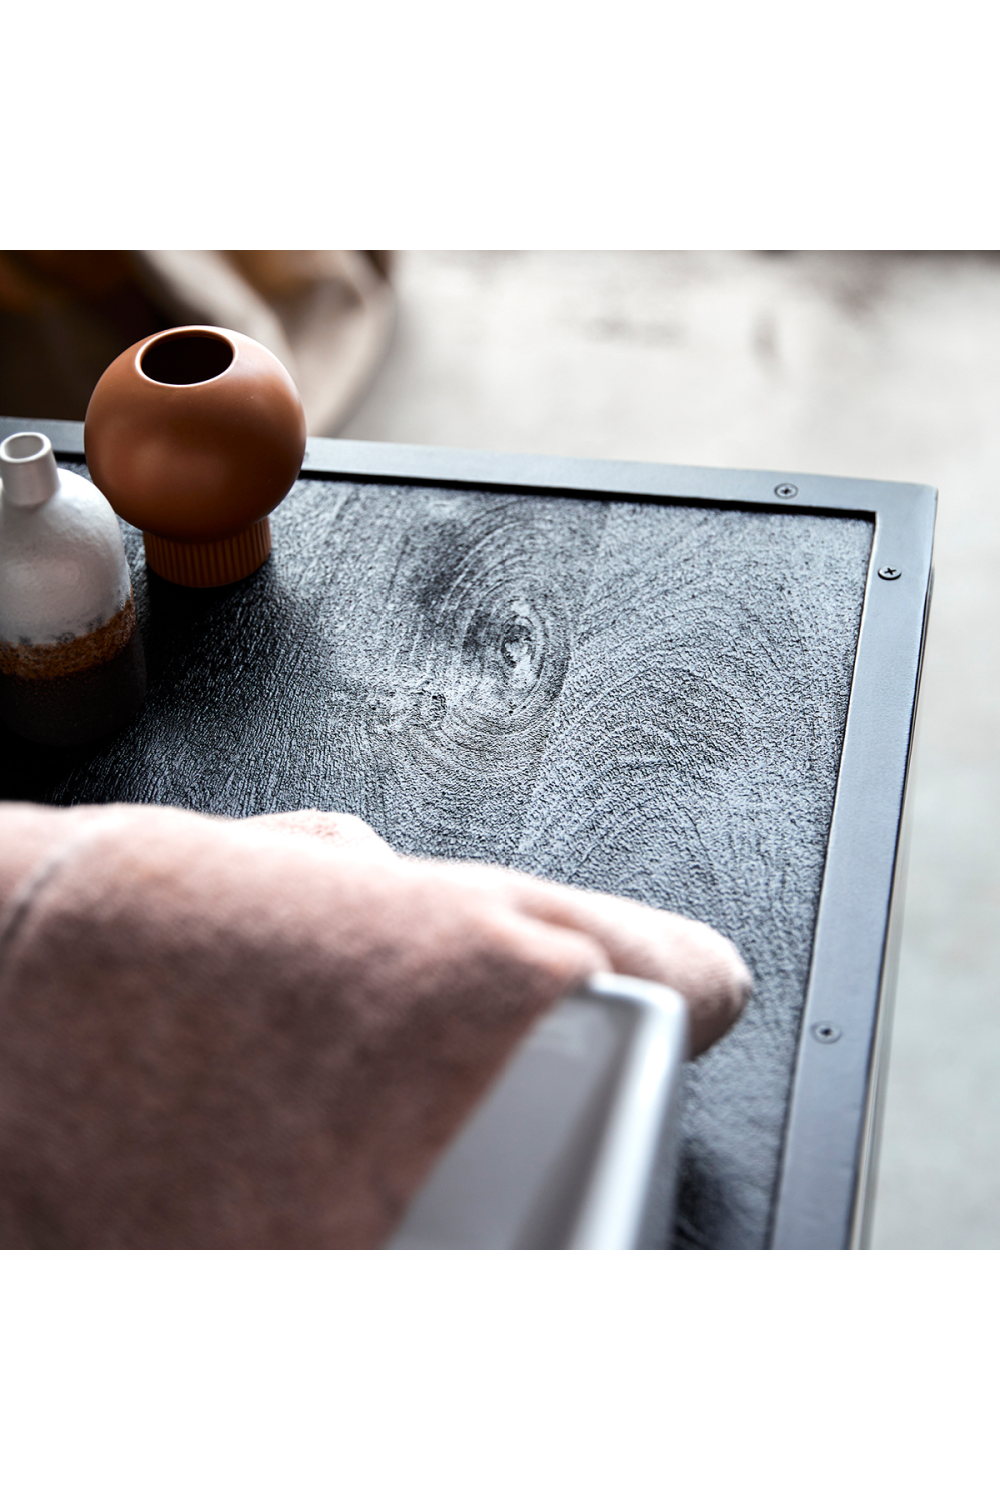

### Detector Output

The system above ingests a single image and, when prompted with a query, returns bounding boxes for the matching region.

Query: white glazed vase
[0,431,145,746]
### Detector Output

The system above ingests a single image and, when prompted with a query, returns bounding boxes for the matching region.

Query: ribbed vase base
[143,518,272,587]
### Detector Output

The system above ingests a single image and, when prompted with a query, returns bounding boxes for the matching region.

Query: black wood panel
[0,470,873,1248]
[510,501,873,1246]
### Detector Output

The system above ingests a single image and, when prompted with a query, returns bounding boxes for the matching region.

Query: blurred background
[2,249,997,1248]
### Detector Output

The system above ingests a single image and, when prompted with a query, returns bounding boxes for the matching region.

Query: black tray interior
[0,468,873,1248]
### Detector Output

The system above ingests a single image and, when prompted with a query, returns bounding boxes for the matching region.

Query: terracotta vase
[84,325,307,588]
[0,431,146,746]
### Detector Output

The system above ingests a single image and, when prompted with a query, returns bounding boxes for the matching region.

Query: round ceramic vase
[0,432,146,746]
[84,325,307,588]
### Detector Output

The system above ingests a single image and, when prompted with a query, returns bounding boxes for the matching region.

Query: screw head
[774,483,798,498]
[878,565,901,581]
[811,1022,842,1044]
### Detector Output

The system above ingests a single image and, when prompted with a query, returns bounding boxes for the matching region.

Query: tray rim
[1,418,937,1250]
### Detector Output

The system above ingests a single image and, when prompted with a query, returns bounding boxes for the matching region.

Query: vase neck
[0,432,60,509]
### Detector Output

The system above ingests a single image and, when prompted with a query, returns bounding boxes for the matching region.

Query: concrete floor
[340,251,1000,1249]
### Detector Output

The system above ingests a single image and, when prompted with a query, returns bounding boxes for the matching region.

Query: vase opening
[1,433,47,461]
[140,332,234,387]
[1,431,59,508]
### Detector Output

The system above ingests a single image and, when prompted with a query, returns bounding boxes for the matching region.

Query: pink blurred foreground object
[0,802,750,1249]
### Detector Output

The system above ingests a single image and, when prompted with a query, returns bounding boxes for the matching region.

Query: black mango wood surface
[2,455,875,1250]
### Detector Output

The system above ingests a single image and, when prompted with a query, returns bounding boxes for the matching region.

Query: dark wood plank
[277,481,610,863]
[510,501,873,1246]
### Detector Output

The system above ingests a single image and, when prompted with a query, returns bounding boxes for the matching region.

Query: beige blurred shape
[0,250,396,436]
[140,251,395,435]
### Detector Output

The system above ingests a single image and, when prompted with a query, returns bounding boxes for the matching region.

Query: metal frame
[2,418,936,1249]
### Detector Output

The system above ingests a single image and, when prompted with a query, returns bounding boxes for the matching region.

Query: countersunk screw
[811,1022,842,1044]
[775,483,798,498]
[878,565,901,581]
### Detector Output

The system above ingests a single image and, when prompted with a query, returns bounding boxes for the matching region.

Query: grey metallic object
[387,973,689,1251]
[0,420,936,1248]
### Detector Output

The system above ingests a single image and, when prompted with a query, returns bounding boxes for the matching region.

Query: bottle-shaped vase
[0,431,146,746]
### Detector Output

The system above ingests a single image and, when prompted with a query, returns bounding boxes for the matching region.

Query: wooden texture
[0,470,873,1248]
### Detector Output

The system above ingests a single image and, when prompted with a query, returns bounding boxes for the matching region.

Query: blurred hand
[0,803,749,1248]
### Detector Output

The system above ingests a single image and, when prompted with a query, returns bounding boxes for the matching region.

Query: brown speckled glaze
[0,595,137,680]
[84,326,307,587]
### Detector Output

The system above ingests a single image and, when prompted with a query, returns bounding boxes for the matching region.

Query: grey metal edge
[564,974,689,1251]
[6,421,937,1249]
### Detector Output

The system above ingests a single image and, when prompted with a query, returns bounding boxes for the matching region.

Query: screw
[878,565,901,581]
[775,483,798,498]
[811,1023,842,1044]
